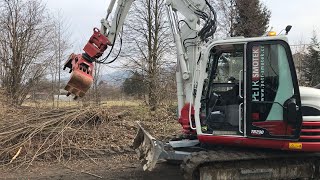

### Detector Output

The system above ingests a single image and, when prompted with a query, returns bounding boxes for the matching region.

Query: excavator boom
[63,0,133,99]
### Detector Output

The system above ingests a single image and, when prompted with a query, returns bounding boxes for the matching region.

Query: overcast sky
[262,0,320,45]
[45,0,320,50]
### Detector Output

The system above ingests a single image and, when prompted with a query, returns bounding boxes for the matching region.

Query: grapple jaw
[133,122,164,171]
[63,53,94,99]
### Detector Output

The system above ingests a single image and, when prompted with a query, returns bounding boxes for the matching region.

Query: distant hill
[61,70,131,87]
[99,70,131,86]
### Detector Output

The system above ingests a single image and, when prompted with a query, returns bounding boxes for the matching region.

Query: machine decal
[289,143,302,150]
[251,129,265,136]
[251,46,265,102]
[253,121,292,135]
[260,46,265,101]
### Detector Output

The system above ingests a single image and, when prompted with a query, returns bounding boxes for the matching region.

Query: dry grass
[22,100,142,108]
[22,100,80,108]
[101,100,142,107]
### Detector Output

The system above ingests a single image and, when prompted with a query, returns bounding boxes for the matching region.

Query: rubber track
[181,149,320,180]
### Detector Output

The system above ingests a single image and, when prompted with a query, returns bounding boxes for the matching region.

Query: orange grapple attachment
[63,28,110,99]
[63,54,94,99]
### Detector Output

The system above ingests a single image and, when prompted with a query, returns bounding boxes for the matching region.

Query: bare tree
[120,0,174,110]
[291,38,308,85]
[92,62,102,105]
[0,0,54,105]
[209,0,236,37]
[50,12,71,107]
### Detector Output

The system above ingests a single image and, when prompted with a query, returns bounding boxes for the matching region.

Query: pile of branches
[0,107,133,168]
[0,100,182,169]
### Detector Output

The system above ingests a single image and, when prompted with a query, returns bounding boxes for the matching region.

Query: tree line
[1,0,319,109]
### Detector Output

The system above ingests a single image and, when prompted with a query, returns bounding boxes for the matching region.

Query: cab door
[245,40,302,140]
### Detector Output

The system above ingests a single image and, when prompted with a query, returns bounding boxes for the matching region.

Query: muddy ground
[0,153,184,180]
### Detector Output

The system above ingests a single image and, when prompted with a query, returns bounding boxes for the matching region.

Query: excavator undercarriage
[182,150,319,180]
[134,122,320,180]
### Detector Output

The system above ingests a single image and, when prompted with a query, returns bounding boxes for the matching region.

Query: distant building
[27,89,74,102]
[54,89,74,102]
[28,92,50,101]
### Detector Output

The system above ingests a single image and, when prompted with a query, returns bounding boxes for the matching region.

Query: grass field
[22,99,143,108]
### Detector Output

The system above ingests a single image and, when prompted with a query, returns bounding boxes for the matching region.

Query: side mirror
[283,98,298,125]
[285,25,292,35]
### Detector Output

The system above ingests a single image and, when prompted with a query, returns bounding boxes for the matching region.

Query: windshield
[204,44,244,97]
[201,44,244,130]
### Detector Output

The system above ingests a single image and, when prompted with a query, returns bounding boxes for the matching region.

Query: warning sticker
[289,143,302,150]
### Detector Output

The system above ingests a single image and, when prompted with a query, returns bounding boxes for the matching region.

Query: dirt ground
[0,152,183,180]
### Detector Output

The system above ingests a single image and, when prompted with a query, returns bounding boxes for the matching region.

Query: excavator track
[181,149,320,180]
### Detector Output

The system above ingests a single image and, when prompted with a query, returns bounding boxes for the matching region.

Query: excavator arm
[63,0,216,104]
[63,0,134,98]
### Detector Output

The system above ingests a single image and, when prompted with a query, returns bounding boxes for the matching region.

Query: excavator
[63,0,320,179]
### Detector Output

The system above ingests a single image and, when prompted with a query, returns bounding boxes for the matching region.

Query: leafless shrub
[0,0,55,105]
